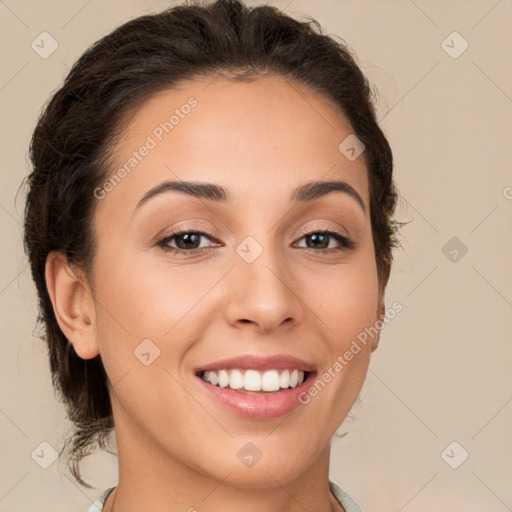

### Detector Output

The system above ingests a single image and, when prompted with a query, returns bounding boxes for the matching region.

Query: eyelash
[157,226,355,256]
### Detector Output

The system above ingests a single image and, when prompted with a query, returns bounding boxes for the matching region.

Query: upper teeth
[201,369,305,391]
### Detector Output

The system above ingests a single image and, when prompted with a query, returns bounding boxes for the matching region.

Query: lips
[194,354,317,373]
[194,354,317,420]
[196,371,316,420]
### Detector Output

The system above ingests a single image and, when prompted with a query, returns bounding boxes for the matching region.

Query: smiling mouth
[196,368,314,394]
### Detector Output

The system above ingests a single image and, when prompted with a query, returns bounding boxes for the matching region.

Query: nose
[224,239,304,334]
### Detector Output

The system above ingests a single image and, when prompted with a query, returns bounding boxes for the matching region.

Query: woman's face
[89,75,384,487]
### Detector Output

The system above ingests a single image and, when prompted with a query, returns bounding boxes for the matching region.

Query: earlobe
[45,251,99,360]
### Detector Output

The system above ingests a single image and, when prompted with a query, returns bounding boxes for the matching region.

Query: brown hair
[23,0,399,485]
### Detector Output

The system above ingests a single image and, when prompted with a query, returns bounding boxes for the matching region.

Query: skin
[46,75,386,512]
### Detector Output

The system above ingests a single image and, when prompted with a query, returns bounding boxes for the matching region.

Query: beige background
[1,0,511,510]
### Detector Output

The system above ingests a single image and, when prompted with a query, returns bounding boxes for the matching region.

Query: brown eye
[296,230,355,251]
[157,230,221,255]
[304,233,330,249]
[171,232,203,250]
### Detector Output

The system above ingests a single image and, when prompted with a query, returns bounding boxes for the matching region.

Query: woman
[23,0,399,510]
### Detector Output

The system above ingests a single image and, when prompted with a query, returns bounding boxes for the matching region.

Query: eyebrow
[135,179,366,214]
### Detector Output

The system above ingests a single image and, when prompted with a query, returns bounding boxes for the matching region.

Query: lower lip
[196,373,316,420]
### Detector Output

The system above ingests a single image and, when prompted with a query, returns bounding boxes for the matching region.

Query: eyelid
[296,222,349,238]
[156,221,355,253]
[156,222,218,242]
[157,224,349,241]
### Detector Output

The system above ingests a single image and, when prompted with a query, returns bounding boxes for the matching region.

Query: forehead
[99,75,369,215]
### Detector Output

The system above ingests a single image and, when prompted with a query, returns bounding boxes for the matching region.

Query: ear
[370,293,386,353]
[45,251,99,359]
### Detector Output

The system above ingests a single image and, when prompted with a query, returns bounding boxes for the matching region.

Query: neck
[104,411,342,512]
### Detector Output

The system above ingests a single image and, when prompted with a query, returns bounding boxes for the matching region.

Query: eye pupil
[307,233,329,249]
[176,232,201,249]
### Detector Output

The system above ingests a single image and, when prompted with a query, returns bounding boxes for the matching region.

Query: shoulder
[85,487,115,512]
[329,480,363,512]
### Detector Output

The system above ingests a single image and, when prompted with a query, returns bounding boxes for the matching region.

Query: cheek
[93,248,211,334]
[90,244,229,385]
[304,255,380,347]
[275,252,380,467]
[301,250,380,402]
